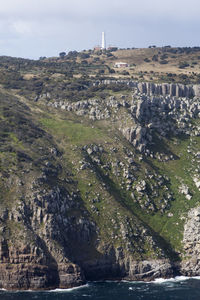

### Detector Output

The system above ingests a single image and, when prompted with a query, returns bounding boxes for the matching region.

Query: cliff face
[0,242,84,290]
[181,207,200,276]
[96,80,200,98]
[0,94,174,289]
[0,58,200,289]
[0,95,87,289]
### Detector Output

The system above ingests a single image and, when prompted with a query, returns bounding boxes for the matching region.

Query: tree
[152,55,158,62]
[59,52,66,59]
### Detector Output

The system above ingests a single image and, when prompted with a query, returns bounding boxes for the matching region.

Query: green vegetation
[179,62,190,69]
[0,48,199,267]
[40,117,106,145]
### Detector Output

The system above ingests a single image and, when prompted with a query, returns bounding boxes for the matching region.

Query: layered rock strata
[94,80,200,98]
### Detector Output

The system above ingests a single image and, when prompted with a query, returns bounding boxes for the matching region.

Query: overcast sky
[0,0,200,59]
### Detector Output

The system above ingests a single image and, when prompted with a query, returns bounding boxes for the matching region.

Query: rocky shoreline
[0,258,199,290]
[1,205,200,291]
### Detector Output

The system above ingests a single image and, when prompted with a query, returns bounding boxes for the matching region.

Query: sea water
[1,276,200,300]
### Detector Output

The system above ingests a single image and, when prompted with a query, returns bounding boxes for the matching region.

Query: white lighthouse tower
[101,31,106,50]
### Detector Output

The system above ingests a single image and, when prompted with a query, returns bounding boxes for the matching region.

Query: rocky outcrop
[94,80,200,98]
[0,242,84,290]
[82,257,174,282]
[181,207,200,275]
[49,90,199,154]
[137,82,195,98]
[0,184,88,290]
[126,259,174,281]
[121,125,147,153]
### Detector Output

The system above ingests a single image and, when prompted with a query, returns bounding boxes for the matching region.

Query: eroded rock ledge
[94,80,200,98]
[181,207,200,276]
[0,246,176,290]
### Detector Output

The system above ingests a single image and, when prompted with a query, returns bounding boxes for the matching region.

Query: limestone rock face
[193,85,200,97]
[82,257,174,282]
[126,259,174,281]
[0,241,85,290]
[119,93,199,153]
[121,125,147,152]
[181,207,200,275]
[97,80,199,98]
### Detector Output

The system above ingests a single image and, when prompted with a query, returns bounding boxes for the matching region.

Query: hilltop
[57,46,200,83]
[0,48,199,289]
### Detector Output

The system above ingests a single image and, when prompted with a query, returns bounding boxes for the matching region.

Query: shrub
[160,60,168,64]
[106,53,113,57]
[152,55,158,62]
[160,54,168,60]
[81,60,88,65]
[79,53,90,59]
[39,56,46,60]
[179,62,189,69]
[180,74,188,80]
[99,92,108,99]
[59,52,66,59]
[121,70,129,75]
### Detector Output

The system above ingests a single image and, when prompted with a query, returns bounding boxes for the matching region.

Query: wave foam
[50,284,89,292]
[152,276,200,284]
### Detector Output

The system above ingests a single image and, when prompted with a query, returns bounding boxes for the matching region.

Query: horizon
[2,44,200,61]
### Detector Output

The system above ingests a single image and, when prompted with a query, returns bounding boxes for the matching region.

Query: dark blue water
[1,277,200,300]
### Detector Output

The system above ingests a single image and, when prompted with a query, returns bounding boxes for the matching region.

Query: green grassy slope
[0,50,199,265]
